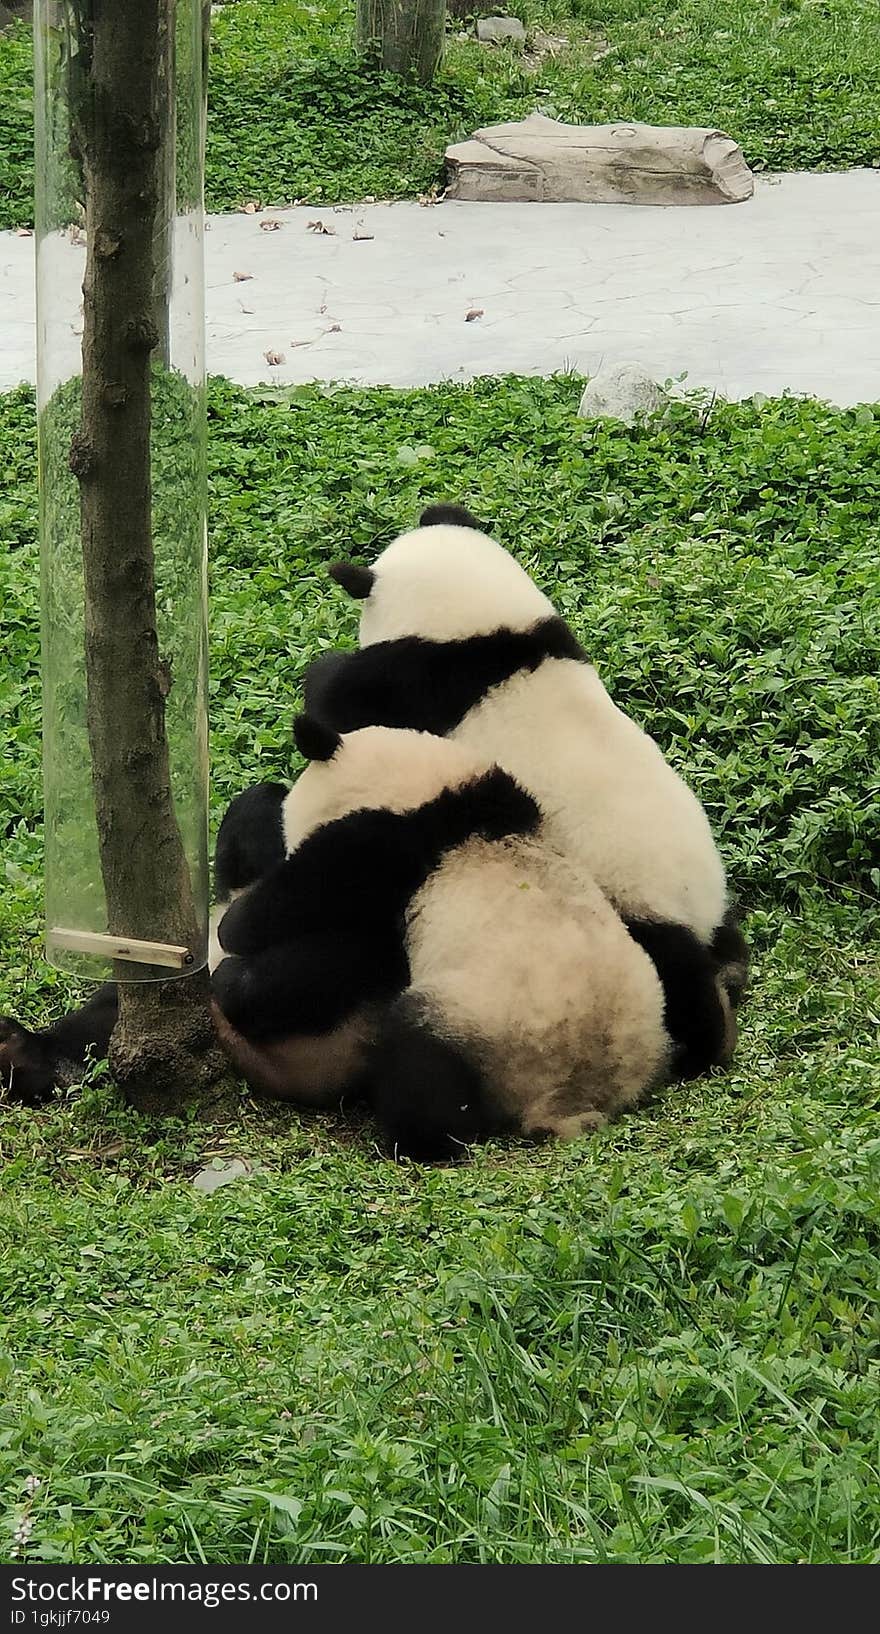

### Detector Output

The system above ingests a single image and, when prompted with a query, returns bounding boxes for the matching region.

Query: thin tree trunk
[66,0,231,1113]
[356,0,445,85]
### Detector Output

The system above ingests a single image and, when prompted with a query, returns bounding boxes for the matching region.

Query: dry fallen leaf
[241,200,261,214]
[328,323,342,333]
[232,270,253,282]
[264,349,285,366]
[353,227,375,241]
[465,308,484,322]
[238,304,255,315]
[65,1139,126,1162]
[307,219,336,235]
[260,218,282,232]
[17,226,34,239]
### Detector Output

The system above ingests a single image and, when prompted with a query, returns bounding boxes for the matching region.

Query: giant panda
[305,504,748,1074]
[214,714,712,1161]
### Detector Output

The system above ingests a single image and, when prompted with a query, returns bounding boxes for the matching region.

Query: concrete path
[2,171,879,402]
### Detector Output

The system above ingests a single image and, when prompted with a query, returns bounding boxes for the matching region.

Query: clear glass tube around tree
[34,0,209,984]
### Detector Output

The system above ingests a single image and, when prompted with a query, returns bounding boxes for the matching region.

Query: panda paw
[210,956,252,1028]
[0,1017,58,1105]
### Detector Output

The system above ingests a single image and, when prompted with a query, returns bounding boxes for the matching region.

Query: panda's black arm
[217,812,426,957]
[212,928,408,1042]
[303,645,409,732]
[304,625,585,738]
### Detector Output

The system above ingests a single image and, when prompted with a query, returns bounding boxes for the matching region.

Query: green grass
[1,375,879,1563]
[2,0,879,228]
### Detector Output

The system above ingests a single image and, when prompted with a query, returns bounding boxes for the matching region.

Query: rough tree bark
[356,0,445,86]
[66,0,232,1113]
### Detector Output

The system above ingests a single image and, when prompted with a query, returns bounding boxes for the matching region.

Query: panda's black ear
[419,503,484,533]
[329,561,375,600]
[293,713,342,762]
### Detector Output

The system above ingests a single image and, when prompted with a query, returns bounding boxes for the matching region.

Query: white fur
[455,659,726,939]
[360,524,554,646]
[282,724,489,854]
[208,897,238,974]
[407,834,671,1138]
[356,522,727,941]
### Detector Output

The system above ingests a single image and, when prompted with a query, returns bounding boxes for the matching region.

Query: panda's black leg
[368,999,499,1163]
[623,918,730,1077]
[710,907,750,1009]
[0,982,119,1104]
[212,927,408,1043]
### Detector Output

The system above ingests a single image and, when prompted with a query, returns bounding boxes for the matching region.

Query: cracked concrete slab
[1,171,879,403]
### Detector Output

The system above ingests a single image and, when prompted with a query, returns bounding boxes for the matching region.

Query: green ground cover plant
[1,0,878,228]
[1,375,878,1563]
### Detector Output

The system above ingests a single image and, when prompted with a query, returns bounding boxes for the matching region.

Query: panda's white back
[449,657,727,942]
[404,833,671,1139]
[353,520,727,942]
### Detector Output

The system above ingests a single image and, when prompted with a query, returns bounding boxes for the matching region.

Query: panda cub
[215,715,678,1161]
[306,504,748,1076]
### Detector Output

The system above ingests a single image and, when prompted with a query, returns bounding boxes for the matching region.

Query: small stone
[477,16,526,44]
[577,364,667,426]
[192,1157,250,1194]
[577,364,669,424]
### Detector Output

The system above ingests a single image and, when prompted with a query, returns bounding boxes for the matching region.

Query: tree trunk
[356,0,445,85]
[66,0,232,1114]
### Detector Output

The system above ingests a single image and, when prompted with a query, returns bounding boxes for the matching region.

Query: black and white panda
[305,504,748,1074]
[214,714,698,1161]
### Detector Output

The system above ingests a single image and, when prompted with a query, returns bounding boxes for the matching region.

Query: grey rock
[192,1157,251,1194]
[445,114,754,205]
[477,16,526,44]
[578,364,667,425]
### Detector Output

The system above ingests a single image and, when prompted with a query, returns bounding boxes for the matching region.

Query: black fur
[0,983,119,1104]
[212,928,408,1042]
[328,561,375,600]
[418,503,486,532]
[368,996,506,1162]
[624,919,729,1079]
[293,713,342,763]
[218,766,542,959]
[214,782,288,899]
[710,907,750,1006]
[302,619,587,738]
